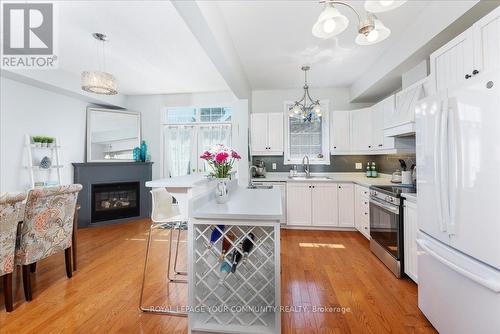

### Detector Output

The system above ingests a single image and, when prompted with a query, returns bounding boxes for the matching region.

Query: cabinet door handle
[364,226,368,229]
[334,146,337,149]
[465,74,472,79]
[378,144,383,147]
[364,212,368,215]
[368,145,372,148]
[472,69,479,75]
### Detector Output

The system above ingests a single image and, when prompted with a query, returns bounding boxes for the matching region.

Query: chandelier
[288,66,321,122]
[81,33,118,95]
[312,0,406,45]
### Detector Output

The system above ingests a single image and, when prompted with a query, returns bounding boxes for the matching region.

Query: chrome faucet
[302,155,310,177]
[248,165,257,188]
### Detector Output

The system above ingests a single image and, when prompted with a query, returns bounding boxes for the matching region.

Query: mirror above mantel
[86,107,141,162]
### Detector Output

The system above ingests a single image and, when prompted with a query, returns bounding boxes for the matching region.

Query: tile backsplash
[252,154,416,174]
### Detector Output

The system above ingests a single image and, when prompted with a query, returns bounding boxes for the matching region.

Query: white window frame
[283,100,330,165]
[161,106,233,178]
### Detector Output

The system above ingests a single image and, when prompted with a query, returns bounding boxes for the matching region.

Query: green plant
[32,136,42,143]
[46,137,54,144]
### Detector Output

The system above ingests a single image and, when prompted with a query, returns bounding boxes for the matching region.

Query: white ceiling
[54,1,228,95]
[216,0,434,90]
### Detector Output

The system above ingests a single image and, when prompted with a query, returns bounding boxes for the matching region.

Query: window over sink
[283,100,330,165]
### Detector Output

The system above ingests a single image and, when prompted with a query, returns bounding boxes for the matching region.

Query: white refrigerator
[416,68,500,334]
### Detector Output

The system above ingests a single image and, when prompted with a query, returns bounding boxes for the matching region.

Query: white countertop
[252,172,395,188]
[192,186,283,221]
[145,173,209,188]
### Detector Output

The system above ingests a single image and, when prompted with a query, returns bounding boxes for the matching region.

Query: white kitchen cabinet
[311,183,338,226]
[371,103,386,150]
[286,183,311,226]
[337,183,355,227]
[404,199,418,283]
[430,29,474,93]
[355,185,370,239]
[430,6,500,93]
[350,108,372,151]
[330,110,351,154]
[474,6,500,76]
[250,113,283,155]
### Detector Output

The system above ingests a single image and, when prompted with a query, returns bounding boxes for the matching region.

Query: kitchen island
[147,175,283,334]
[188,186,282,334]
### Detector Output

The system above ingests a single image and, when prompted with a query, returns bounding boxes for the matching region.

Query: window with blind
[162,107,232,177]
[284,101,330,165]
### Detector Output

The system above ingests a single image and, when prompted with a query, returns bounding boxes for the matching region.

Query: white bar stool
[139,188,187,316]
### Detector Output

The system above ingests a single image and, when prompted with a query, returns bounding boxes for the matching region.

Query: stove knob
[385,196,393,202]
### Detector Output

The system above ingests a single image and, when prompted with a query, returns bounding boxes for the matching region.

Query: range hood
[384,78,430,137]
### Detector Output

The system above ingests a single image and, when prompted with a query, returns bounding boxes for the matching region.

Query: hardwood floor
[0,220,436,333]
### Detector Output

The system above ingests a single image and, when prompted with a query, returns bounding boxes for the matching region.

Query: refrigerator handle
[417,239,500,293]
[433,101,446,232]
[439,100,450,232]
[447,98,459,236]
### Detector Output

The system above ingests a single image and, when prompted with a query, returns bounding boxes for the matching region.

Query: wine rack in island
[189,222,280,334]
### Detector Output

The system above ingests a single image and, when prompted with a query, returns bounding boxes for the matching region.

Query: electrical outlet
[272,163,277,170]
[355,162,362,170]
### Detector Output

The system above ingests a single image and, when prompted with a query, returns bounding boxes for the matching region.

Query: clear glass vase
[215,178,229,204]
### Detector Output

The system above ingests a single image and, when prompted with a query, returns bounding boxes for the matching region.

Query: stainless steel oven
[369,186,409,278]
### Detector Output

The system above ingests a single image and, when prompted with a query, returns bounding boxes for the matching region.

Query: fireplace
[91,182,140,222]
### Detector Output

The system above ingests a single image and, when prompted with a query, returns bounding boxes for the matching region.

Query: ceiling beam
[172,0,251,99]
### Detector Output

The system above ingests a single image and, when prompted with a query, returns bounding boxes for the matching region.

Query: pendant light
[288,66,321,122]
[355,15,391,45]
[312,3,349,39]
[81,33,118,95]
[312,1,405,45]
[364,0,407,13]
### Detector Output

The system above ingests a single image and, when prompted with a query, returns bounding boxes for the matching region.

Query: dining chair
[15,184,82,301]
[139,188,187,316]
[0,192,26,312]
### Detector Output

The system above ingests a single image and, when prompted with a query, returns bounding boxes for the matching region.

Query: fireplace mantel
[73,162,152,228]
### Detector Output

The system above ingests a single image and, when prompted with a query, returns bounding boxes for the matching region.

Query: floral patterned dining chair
[0,191,26,312]
[15,184,82,301]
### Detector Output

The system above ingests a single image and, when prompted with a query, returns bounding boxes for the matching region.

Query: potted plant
[47,137,55,148]
[40,136,47,148]
[32,136,42,148]
[200,144,241,204]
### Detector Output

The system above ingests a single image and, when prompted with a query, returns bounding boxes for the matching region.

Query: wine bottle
[208,225,225,248]
[242,233,255,264]
[219,232,234,262]
[219,261,231,285]
[231,249,242,273]
[371,162,378,178]
[366,163,372,178]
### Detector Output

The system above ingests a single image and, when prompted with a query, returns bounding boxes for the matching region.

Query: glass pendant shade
[81,71,118,95]
[364,0,407,13]
[312,4,349,39]
[355,19,390,45]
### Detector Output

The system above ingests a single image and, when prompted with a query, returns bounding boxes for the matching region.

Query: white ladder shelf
[25,134,63,189]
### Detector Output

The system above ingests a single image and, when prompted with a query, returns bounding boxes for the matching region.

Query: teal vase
[140,141,147,162]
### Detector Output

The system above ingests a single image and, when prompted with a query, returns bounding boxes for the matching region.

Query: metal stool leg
[139,223,186,316]
[168,224,187,283]
[173,227,187,276]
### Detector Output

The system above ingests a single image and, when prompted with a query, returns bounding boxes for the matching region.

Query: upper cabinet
[250,113,284,155]
[431,6,500,93]
[430,29,474,92]
[330,110,351,153]
[350,108,372,152]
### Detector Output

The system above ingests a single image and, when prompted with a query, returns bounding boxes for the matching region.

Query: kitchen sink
[247,185,274,189]
[287,176,333,181]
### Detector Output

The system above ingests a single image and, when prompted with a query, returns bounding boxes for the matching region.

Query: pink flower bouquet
[200,144,241,178]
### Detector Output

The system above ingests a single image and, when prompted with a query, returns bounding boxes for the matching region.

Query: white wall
[126,91,250,184]
[0,77,88,192]
[252,87,370,114]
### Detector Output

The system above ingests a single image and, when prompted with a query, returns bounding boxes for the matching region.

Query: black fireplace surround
[73,162,152,228]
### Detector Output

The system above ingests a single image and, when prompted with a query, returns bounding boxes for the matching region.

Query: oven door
[370,197,401,260]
